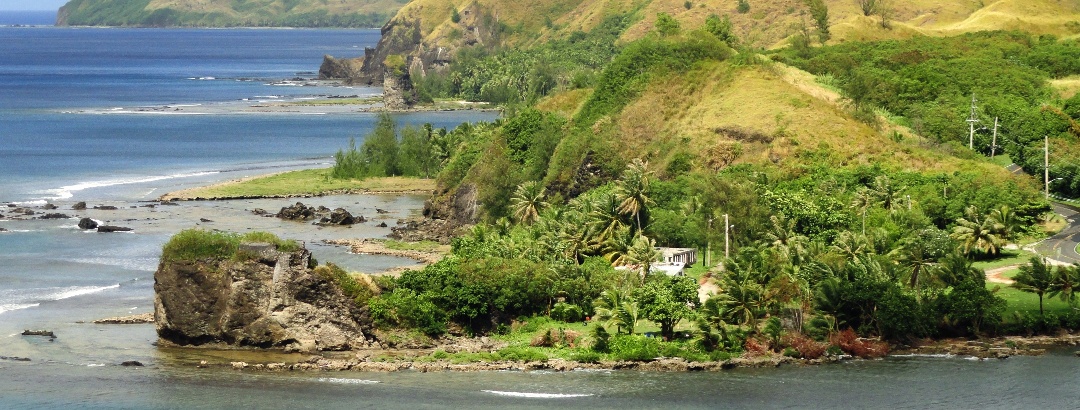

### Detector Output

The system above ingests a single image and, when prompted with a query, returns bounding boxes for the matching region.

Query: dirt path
[985,265,1018,285]
[698,277,720,304]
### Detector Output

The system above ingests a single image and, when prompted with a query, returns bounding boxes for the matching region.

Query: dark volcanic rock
[199,218,213,223]
[39,213,70,220]
[72,202,87,210]
[93,205,118,210]
[276,202,319,221]
[78,218,98,230]
[316,208,363,226]
[43,203,57,210]
[97,226,133,233]
[0,356,31,362]
[154,243,372,352]
[21,330,55,338]
[120,360,144,367]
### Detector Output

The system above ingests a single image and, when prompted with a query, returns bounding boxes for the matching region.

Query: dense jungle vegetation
[323,4,1080,361]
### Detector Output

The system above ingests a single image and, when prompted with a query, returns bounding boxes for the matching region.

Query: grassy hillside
[56,0,408,27]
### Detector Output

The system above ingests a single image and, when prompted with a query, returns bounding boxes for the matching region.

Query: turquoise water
[1,26,1077,410]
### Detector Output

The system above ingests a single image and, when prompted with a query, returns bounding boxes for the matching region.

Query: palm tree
[988,204,1020,246]
[590,193,626,246]
[1013,257,1057,316]
[509,181,548,225]
[763,214,807,264]
[851,187,873,235]
[933,252,983,287]
[891,236,938,291]
[951,205,1005,257]
[627,234,661,279]
[593,289,639,334]
[832,231,869,259]
[718,264,767,330]
[601,227,636,268]
[616,159,654,233]
[869,175,904,212]
[1050,263,1080,306]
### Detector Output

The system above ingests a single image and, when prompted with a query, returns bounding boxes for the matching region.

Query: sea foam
[41,171,219,200]
[482,390,594,399]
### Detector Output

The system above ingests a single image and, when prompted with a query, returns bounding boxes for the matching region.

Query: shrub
[783,333,828,359]
[368,288,448,336]
[530,328,582,348]
[829,328,889,358]
[161,229,298,263]
[737,0,750,14]
[608,335,662,361]
[497,346,548,362]
[592,326,611,352]
[313,263,375,306]
[550,302,584,322]
[570,350,603,363]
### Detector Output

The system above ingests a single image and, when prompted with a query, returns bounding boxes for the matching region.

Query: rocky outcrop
[276,202,324,221]
[382,68,417,110]
[277,202,363,226]
[78,218,98,230]
[316,208,365,226]
[97,226,132,233]
[318,55,364,80]
[154,242,373,352]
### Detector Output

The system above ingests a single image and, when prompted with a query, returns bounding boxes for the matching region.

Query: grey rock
[120,360,144,367]
[154,243,372,352]
[78,218,98,230]
[21,330,55,338]
[97,226,132,233]
[72,202,87,210]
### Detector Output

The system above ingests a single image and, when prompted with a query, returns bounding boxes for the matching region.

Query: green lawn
[161,168,435,200]
[988,268,1076,318]
[971,249,1037,271]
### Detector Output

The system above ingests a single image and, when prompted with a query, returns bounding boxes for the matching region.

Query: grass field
[161,168,436,200]
[989,268,1076,318]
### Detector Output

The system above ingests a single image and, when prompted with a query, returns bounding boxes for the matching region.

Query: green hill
[55,0,409,27]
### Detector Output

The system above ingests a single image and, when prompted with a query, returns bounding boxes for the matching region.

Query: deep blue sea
[0,24,1077,410]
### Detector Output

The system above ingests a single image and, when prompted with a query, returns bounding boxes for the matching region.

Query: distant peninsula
[56,0,407,28]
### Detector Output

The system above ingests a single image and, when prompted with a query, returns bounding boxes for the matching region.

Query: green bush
[314,263,374,306]
[608,335,661,361]
[569,349,603,363]
[497,346,548,362]
[161,230,297,263]
[550,302,584,322]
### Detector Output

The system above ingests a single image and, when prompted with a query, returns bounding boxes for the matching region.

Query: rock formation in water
[154,242,373,352]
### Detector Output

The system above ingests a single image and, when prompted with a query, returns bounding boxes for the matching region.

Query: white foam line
[53,284,120,300]
[41,171,219,200]
[316,378,380,385]
[482,390,594,399]
[0,303,40,315]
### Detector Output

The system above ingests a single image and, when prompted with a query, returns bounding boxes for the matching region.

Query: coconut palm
[593,289,639,334]
[627,234,662,279]
[988,204,1021,246]
[1013,257,1057,316]
[763,214,808,264]
[616,158,654,233]
[509,181,548,225]
[590,193,626,246]
[951,205,1005,257]
[601,227,637,268]
[851,187,873,235]
[1050,263,1080,306]
[869,175,904,212]
[832,231,869,259]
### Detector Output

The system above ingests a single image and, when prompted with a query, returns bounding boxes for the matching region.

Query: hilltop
[55,0,408,27]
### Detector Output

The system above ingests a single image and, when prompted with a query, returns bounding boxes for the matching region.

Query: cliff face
[154,243,373,352]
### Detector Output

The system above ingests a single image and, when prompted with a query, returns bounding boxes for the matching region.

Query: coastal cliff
[154,238,374,352]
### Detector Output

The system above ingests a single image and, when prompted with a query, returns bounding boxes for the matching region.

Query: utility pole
[967,94,979,150]
[724,213,730,260]
[989,117,999,158]
[706,217,713,267]
[1045,135,1050,200]
[906,195,911,211]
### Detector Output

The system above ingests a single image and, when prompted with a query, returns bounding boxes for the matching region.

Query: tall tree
[509,181,548,225]
[1013,257,1057,316]
[593,289,639,334]
[635,275,699,340]
[805,0,830,43]
[988,205,1021,246]
[616,159,654,233]
[951,205,1005,257]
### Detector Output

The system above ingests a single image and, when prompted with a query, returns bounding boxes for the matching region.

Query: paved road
[1036,203,1080,265]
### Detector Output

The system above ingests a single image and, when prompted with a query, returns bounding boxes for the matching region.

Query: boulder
[43,203,57,210]
[120,360,144,367]
[97,226,132,233]
[316,208,363,226]
[78,218,98,230]
[276,202,318,221]
[21,330,55,338]
[72,202,87,210]
[154,243,372,352]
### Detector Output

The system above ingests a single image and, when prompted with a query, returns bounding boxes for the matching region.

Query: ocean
[0,22,1077,410]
